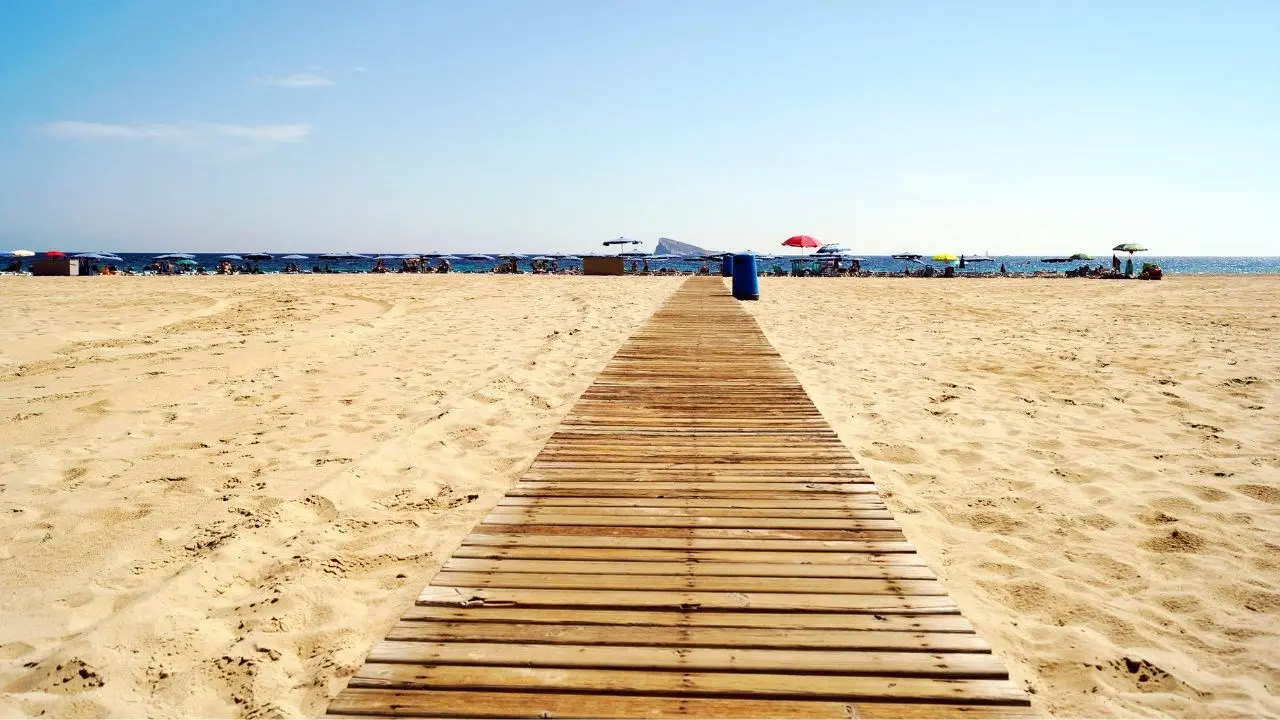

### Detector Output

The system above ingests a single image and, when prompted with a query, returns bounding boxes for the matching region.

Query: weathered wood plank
[428,572,946,596]
[496,496,885,508]
[345,664,1030,704]
[482,513,899,530]
[330,688,1033,718]
[473,524,908,541]
[441,559,937,579]
[365,641,1010,678]
[451,546,926,564]
[461,533,917,552]
[384,622,990,652]
[398,606,977,632]
[417,586,960,613]
[486,506,895,519]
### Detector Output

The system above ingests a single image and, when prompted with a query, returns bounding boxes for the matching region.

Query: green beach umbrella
[1112,243,1147,253]
[175,258,198,265]
[1069,253,1092,261]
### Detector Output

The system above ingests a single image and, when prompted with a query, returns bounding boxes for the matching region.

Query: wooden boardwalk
[329,277,1031,719]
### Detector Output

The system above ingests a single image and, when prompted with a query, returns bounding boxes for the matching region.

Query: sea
[29,253,1280,275]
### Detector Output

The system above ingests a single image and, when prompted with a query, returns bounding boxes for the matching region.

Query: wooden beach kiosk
[329,277,1031,718]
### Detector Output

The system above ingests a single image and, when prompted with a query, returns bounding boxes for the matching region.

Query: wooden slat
[441,558,937,579]
[450,546,927,564]
[327,278,1029,718]
[495,497,885,509]
[481,512,901,530]
[427,572,946,595]
[383,622,991,652]
[365,641,1010,678]
[417,586,959,613]
[346,664,1029,704]
[473,524,907,541]
[331,688,1032,718]
[398,606,978,632]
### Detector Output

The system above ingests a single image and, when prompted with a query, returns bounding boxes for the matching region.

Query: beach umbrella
[10,249,35,257]
[559,255,581,261]
[175,258,198,266]
[502,253,530,259]
[243,253,273,261]
[647,254,681,260]
[72,253,110,260]
[434,255,461,261]
[1113,243,1147,253]
[603,237,640,247]
[891,253,923,261]
[45,250,66,257]
[932,253,958,262]
[318,252,370,260]
[1069,253,1092,261]
[153,253,195,260]
[464,254,496,261]
[281,254,308,260]
[815,244,850,254]
[782,235,820,249]
[220,254,244,261]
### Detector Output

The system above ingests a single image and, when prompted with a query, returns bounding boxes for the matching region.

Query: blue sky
[1,0,1277,255]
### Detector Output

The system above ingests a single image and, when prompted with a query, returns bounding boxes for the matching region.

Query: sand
[0,275,683,717]
[745,275,1280,717]
[1,273,1277,718]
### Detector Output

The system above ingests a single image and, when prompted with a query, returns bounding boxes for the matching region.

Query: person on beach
[1112,254,1121,273]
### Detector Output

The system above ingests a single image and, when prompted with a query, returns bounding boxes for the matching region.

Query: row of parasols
[7,241,1151,265]
[781,236,1150,262]
[1,251,585,264]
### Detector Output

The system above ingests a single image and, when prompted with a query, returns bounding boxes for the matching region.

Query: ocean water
[20,253,1280,275]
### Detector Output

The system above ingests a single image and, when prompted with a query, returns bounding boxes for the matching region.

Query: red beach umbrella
[782,235,819,249]
[44,250,66,257]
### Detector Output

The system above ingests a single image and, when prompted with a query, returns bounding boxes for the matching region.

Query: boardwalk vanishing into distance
[329,277,1032,718]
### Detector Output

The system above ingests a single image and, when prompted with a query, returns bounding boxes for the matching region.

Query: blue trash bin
[732,254,759,300]
[721,255,733,277]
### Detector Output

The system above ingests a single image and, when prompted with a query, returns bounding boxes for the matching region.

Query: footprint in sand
[1234,484,1279,504]
[1141,528,1206,553]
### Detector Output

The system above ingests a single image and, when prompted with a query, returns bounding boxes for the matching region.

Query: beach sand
[746,275,1280,717]
[0,275,683,717]
[1,273,1277,718]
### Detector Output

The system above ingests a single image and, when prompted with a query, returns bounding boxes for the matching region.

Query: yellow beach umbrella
[932,253,958,262]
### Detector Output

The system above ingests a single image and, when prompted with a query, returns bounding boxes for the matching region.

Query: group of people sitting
[492,258,576,274]
[215,260,264,274]
[370,257,454,274]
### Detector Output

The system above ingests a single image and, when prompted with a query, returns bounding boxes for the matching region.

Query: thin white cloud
[253,73,334,88]
[353,66,368,72]
[42,121,313,143]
